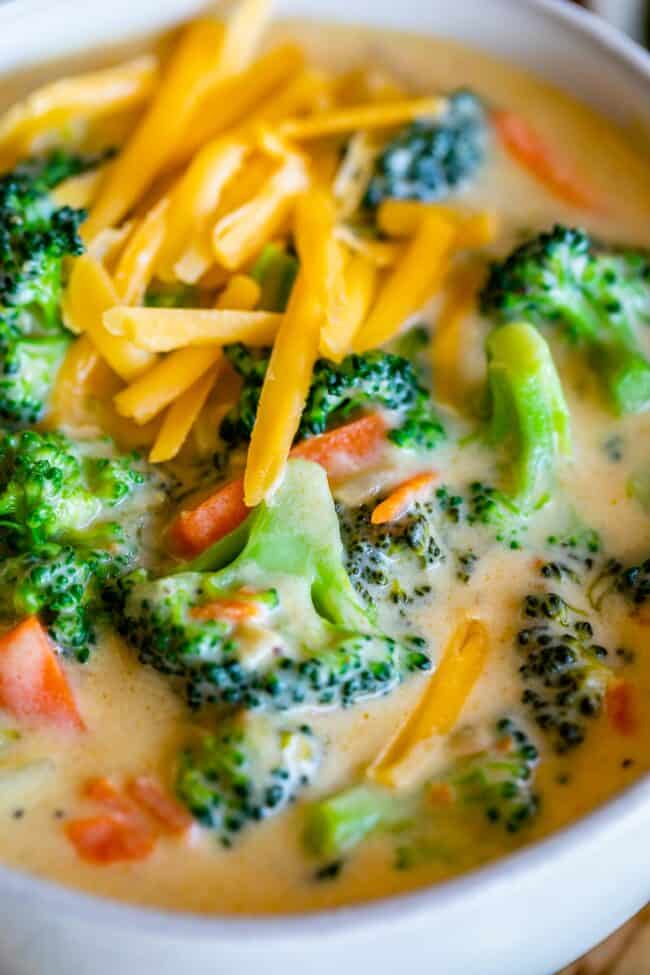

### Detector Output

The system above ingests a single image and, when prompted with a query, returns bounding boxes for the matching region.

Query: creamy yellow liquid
[0,18,649,915]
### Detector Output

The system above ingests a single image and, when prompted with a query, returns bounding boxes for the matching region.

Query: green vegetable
[364,89,488,207]
[486,321,571,510]
[517,591,612,753]
[144,281,198,308]
[481,226,650,415]
[220,346,446,451]
[251,243,299,312]
[336,496,440,622]
[177,716,321,845]
[304,718,539,860]
[0,152,92,424]
[108,460,430,712]
[0,543,129,661]
[0,429,148,553]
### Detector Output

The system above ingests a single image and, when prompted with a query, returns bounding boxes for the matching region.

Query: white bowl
[0,2,648,973]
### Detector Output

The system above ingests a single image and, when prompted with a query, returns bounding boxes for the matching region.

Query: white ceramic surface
[0,2,648,973]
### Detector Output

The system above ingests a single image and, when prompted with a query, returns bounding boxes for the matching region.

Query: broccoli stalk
[304,718,539,860]
[220,346,445,452]
[250,243,299,313]
[481,226,650,415]
[176,715,322,846]
[109,460,430,712]
[486,321,571,511]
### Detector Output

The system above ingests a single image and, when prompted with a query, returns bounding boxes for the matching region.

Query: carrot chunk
[127,777,193,835]
[170,413,387,556]
[370,471,437,525]
[493,109,598,210]
[606,679,638,737]
[0,618,84,731]
[65,815,155,864]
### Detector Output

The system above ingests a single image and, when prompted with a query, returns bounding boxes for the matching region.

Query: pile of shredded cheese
[0,0,495,502]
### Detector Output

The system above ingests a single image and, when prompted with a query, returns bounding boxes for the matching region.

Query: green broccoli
[364,89,488,207]
[0,543,128,661]
[304,718,539,860]
[108,460,430,712]
[250,243,299,312]
[176,715,322,845]
[517,591,612,753]
[220,346,445,451]
[480,226,650,415]
[0,429,148,553]
[0,151,94,424]
[486,321,572,511]
[336,496,441,621]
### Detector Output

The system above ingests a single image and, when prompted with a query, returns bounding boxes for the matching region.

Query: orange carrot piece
[190,598,263,623]
[84,777,149,825]
[65,815,155,864]
[606,679,638,737]
[371,471,437,525]
[290,412,387,480]
[493,109,598,210]
[127,776,193,835]
[0,618,84,731]
[170,413,387,556]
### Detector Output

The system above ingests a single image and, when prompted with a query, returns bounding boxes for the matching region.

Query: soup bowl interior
[0,1,648,974]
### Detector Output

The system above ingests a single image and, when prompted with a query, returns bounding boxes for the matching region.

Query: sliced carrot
[84,776,149,826]
[427,782,454,806]
[190,598,263,623]
[493,109,598,210]
[371,471,437,525]
[65,815,155,864]
[170,477,249,558]
[170,413,387,556]
[0,618,84,731]
[291,412,387,480]
[606,679,638,737]
[127,776,193,835]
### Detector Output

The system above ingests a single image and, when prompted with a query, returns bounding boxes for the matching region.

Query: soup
[0,0,648,916]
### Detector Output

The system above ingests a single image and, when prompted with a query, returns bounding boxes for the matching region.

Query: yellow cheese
[114,346,222,424]
[369,618,489,788]
[216,275,261,310]
[149,363,221,462]
[0,55,158,167]
[103,306,280,352]
[63,254,156,379]
[113,196,170,305]
[353,211,456,351]
[84,18,227,238]
[278,95,445,140]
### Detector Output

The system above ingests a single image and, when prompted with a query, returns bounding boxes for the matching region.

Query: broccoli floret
[176,716,322,845]
[0,151,92,424]
[0,331,70,425]
[486,322,571,511]
[336,497,441,620]
[590,556,650,609]
[0,543,127,661]
[481,226,650,415]
[0,429,147,553]
[250,243,298,312]
[364,89,488,207]
[220,346,445,451]
[517,591,612,752]
[108,460,430,712]
[614,558,650,606]
[304,718,539,860]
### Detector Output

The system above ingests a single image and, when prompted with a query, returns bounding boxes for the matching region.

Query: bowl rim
[0,0,648,938]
